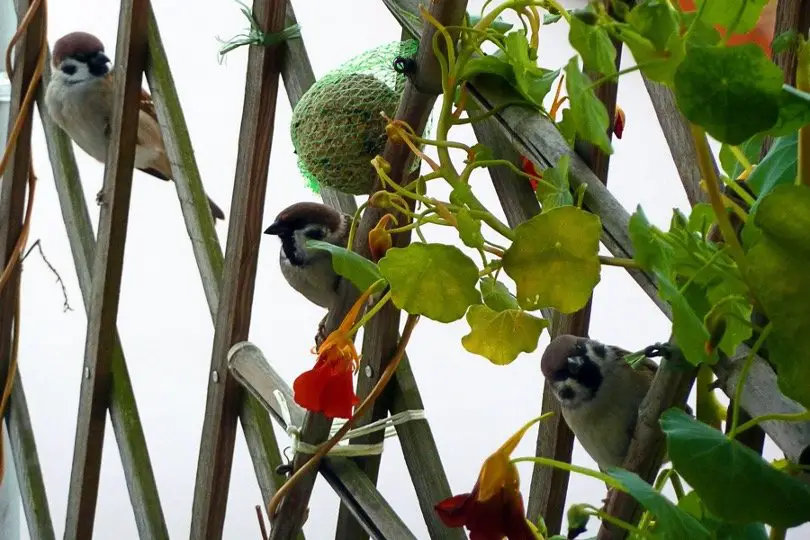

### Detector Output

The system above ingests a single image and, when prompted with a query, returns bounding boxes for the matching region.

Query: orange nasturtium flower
[368,213,397,262]
[435,419,540,540]
[292,287,374,419]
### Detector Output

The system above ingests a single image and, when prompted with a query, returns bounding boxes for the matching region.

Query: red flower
[614,105,626,139]
[520,156,541,192]
[293,286,374,419]
[435,419,540,540]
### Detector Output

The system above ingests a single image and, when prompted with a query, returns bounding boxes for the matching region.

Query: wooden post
[189,0,288,537]
[63,2,151,537]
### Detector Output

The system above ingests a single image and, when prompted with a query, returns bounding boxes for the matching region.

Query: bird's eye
[567,356,583,374]
[61,64,77,75]
[304,227,325,241]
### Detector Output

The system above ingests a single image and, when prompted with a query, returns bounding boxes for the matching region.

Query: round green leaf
[661,409,810,528]
[674,45,783,145]
[607,468,712,540]
[461,305,548,365]
[378,243,481,322]
[503,205,601,313]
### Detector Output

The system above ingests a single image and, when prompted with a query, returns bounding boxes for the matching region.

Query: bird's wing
[139,88,158,122]
[135,87,172,180]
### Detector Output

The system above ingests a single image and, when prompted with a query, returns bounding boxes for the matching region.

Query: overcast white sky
[4,0,805,538]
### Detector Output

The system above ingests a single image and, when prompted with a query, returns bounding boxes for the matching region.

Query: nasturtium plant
[307,240,383,292]
[294,0,810,537]
[745,185,810,408]
[674,44,784,145]
[479,277,519,311]
[503,206,601,313]
[564,56,613,154]
[661,410,810,528]
[462,305,548,365]
[607,468,712,540]
[538,154,574,210]
[568,12,617,77]
[378,243,481,323]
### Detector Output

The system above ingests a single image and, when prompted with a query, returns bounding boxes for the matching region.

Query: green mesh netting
[291,39,421,195]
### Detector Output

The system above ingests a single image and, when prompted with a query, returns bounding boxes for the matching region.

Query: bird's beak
[263,221,284,236]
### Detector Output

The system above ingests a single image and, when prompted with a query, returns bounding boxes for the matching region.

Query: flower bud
[369,191,408,213]
[614,105,626,139]
[368,213,397,261]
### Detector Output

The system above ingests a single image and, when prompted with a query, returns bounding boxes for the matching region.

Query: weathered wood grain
[63,3,151,538]
[189,0,289,537]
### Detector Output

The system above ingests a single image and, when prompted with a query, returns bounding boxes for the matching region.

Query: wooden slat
[189,0,288,536]
[143,9,223,319]
[772,0,810,88]
[761,1,810,157]
[33,42,170,540]
[229,343,419,540]
[143,8,286,509]
[6,370,55,540]
[63,2,151,538]
[642,79,710,207]
[1,3,54,539]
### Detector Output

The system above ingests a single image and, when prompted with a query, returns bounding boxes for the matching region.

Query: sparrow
[541,334,661,471]
[44,31,225,221]
[263,201,353,310]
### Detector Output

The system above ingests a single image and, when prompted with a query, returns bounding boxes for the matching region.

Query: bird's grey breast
[45,78,110,162]
[278,248,339,309]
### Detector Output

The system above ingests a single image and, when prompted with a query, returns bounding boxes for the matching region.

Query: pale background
[6,0,802,538]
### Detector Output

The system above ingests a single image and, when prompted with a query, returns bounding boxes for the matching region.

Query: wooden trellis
[2,0,810,539]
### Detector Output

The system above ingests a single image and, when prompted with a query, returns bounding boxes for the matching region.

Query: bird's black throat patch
[279,234,306,267]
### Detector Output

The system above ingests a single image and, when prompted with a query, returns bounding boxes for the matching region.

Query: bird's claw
[643,342,674,359]
[95,189,105,206]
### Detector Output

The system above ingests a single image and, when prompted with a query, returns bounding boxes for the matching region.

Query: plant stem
[511,457,626,490]
[723,0,748,42]
[348,290,392,337]
[729,323,772,438]
[583,505,649,537]
[346,201,369,255]
[690,125,747,269]
[599,255,641,269]
[736,410,810,436]
[720,174,756,206]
